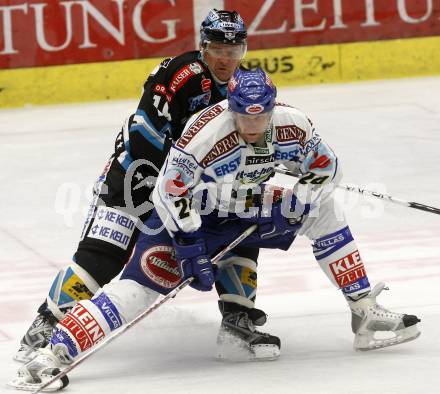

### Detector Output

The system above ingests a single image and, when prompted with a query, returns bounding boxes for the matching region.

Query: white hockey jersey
[152,99,340,236]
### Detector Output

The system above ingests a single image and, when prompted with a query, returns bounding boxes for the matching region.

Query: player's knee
[74,249,127,286]
[46,263,100,320]
[216,256,257,309]
[120,238,182,295]
[300,197,347,240]
[100,279,160,322]
[74,231,140,287]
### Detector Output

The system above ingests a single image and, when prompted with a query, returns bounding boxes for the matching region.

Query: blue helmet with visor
[228,68,277,115]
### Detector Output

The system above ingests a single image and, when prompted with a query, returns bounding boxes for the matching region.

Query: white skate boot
[349,282,421,351]
[7,348,69,392]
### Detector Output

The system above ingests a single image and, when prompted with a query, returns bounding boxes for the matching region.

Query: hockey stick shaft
[34,224,257,393]
[274,167,440,216]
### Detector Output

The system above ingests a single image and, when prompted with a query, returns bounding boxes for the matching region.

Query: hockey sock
[50,292,122,363]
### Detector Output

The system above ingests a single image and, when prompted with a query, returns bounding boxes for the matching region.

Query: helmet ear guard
[227,68,277,115]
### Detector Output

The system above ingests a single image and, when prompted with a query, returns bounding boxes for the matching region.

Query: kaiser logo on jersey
[140,245,181,289]
[245,104,264,114]
[169,65,194,95]
[329,250,366,288]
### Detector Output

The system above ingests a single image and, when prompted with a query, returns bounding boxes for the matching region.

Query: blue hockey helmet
[200,9,247,45]
[228,68,277,115]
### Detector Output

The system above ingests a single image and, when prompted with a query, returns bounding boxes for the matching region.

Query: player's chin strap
[275,166,440,216]
[34,224,258,394]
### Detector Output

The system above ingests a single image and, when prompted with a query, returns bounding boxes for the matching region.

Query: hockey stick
[274,167,440,216]
[34,224,257,393]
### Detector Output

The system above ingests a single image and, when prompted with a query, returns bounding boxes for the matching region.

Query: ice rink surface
[1,76,439,393]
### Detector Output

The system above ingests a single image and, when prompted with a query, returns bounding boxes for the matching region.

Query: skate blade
[250,344,280,361]
[354,325,421,351]
[6,379,64,392]
[7,369,69,392]
[216,342,280,362]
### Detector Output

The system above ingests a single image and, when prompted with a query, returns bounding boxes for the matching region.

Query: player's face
[235,112,272,144]
[202,42,246,82]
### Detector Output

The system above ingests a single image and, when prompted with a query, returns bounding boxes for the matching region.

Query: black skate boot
[14,302,59,363]
[216,301,281,361]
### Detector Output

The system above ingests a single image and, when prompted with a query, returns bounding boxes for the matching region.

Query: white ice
[0,76,439,394]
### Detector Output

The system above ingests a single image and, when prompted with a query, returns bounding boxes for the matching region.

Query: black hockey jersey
[115,51,227,173]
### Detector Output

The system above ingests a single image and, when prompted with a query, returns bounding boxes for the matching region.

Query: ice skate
[349,282,421,351]
[216,301,281,361]
[14,306,58,363]
[7,348,69,392]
